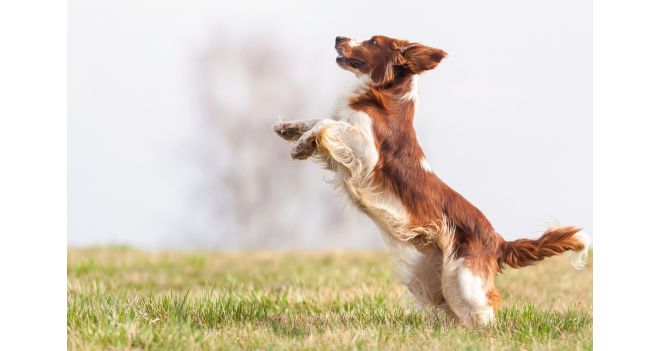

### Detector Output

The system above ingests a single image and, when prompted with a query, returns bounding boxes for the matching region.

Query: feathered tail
[501,226,590,269]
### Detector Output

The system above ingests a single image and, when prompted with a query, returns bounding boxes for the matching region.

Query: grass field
[67,248,592,350]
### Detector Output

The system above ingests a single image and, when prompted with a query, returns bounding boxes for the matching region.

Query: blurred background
[68,0,591,250]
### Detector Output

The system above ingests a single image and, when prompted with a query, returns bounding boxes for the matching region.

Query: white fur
[331,88,379,171]
[570,230,591,269]
[276,60,585,326]
[401,75,418,102]
[441,258,495,326]
[321,80,459,261]
[348,38,361,47]
[280,72,465,321]
[313,80,425,244]
[456,264,488,308]
[420,157,432,172]
[384,221,459,324]
[326,122,409,240]
[389,241,435,304]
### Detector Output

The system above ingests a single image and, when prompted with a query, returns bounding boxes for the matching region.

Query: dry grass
[68,247,592,350]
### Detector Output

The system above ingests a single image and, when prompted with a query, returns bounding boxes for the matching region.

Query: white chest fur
[325,89,414,244]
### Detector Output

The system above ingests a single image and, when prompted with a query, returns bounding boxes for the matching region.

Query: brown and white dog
[274,35,589,326]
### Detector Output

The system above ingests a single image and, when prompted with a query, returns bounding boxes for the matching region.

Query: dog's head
[335,35,447,85]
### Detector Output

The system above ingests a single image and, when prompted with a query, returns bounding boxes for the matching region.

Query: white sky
[69,0,591,249]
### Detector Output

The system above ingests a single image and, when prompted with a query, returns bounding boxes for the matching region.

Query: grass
[68,247,592,350]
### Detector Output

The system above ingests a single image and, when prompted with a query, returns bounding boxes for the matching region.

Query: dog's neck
[350,74,418,121]
[377,74,419,103]
[354,73,418,103]
[349,72,424,163]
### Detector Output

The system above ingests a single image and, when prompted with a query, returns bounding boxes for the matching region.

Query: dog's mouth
[336,55,366,68]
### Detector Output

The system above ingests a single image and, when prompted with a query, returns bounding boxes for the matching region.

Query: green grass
[68,248,592,350]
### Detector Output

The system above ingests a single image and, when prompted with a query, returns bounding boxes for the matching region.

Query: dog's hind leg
[441,257,500,326]
[400,245,457,322]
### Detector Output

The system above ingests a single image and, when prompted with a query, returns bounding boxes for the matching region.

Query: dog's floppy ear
[399,44,447,74]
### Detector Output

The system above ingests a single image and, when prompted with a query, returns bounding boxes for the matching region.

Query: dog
[273,35,590,326]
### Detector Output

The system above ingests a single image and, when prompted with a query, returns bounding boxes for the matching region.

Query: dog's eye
[369,38,378,46]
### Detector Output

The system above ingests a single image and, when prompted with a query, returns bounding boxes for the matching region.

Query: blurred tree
[187,33,378,249]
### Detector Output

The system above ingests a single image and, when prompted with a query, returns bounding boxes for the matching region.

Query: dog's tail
[500,226,590,269]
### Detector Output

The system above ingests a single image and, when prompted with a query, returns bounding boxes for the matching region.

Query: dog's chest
[329,101,413,242]
[331,99,379,173]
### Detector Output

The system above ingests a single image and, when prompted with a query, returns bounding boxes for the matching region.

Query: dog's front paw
[290,135,317,160]
[274,121,304,142]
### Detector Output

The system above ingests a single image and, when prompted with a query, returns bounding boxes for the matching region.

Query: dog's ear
[399,44,447,74]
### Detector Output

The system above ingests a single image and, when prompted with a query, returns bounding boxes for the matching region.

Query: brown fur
[335,35,584,272]
[276,35,588,325]
[502,226,586,268]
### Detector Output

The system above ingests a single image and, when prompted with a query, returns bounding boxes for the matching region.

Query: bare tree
[183,33,379,249]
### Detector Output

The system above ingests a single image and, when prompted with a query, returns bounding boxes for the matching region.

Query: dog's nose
[335,36,347,44]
